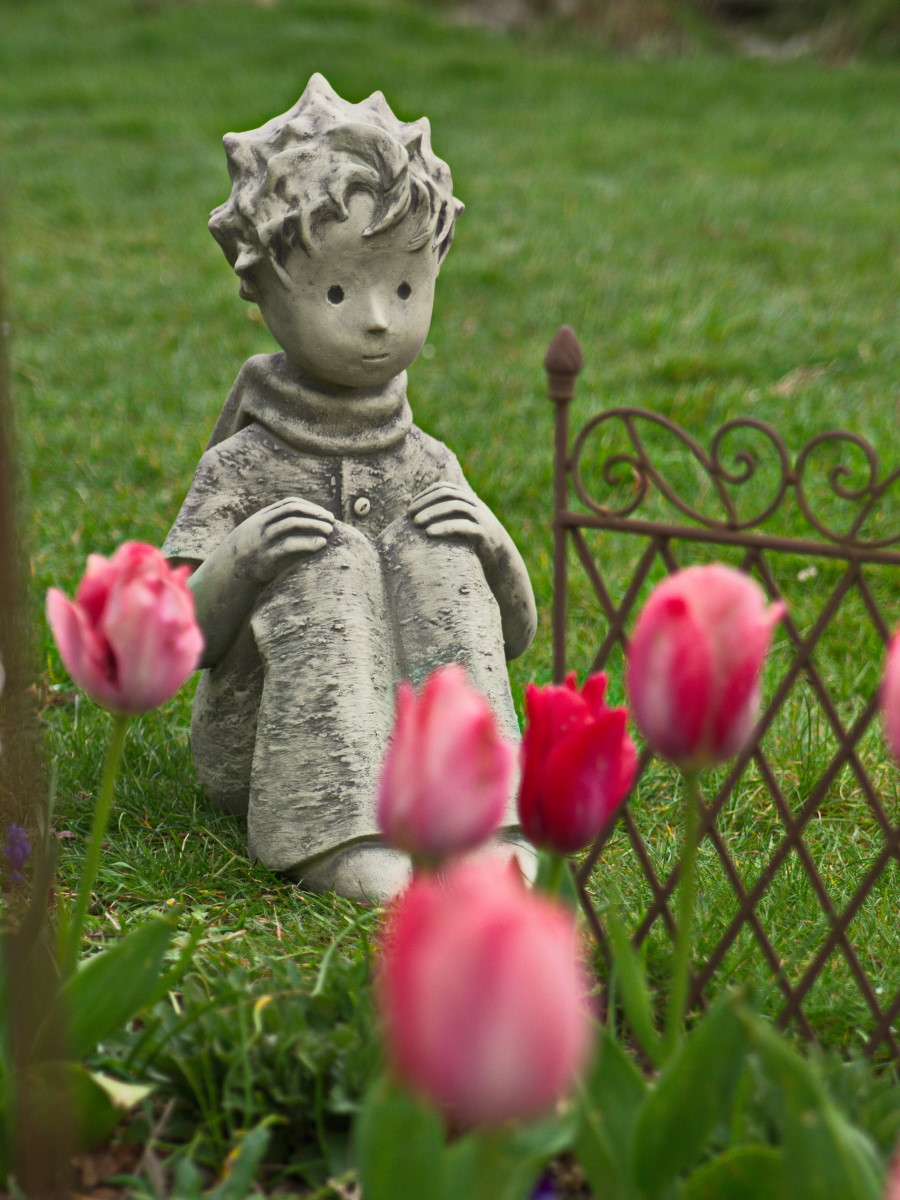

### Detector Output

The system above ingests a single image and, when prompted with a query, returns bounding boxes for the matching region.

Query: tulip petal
[883,629,900,764]
[519,673,636,854]
[48,543,202,714]
[628,590,711,765]
[542,709,636,853]
[377,667,512,860]
[46,588,121,709]
[627,566,785,769]
[378,861,592,1128]
[104,572,199,712]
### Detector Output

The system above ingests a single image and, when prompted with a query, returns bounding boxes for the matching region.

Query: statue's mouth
[363,353,389,362]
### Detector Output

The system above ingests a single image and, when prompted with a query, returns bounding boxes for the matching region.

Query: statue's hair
[208,74,464,298]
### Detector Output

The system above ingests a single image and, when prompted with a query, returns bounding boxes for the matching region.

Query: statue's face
[256,193,439,389]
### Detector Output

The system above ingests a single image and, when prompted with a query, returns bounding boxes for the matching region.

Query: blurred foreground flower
[377,664,515,864]
[378,858,592,1127]
[3,823,30,884]
[885,1149,900,1200]
[627,564,785,770]
[882,627,900,764]
[518,672,636,855]
[46,541,203,713]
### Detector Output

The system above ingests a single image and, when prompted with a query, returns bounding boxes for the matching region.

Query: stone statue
[163,75,536,901]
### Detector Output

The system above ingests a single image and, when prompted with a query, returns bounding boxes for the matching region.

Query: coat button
[353,495,371,517]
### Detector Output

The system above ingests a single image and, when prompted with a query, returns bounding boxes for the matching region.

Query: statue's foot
[291,830,538,906]
[468,829,539,885]
[294,840,412,905]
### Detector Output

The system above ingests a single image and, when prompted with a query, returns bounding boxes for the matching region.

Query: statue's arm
[408,482,537,660]
[170,497,335,668]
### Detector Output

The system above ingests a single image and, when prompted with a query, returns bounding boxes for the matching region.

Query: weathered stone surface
[164,75,536,900]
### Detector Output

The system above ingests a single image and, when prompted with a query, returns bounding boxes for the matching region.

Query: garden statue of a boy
[163,75,536,901]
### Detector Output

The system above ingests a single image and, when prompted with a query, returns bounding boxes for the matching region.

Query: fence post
[545,326,582,683]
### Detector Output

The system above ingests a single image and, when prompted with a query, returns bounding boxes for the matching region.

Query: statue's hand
[230,497,335,584]
[408,482,537,660]
[409,483,504,558]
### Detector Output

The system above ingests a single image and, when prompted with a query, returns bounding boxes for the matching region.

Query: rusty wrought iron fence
[545,325,900,1060]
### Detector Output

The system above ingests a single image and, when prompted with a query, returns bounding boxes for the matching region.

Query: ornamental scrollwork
[569,410,899,549]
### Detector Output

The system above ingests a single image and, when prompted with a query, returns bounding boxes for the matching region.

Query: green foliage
[35,912,190,1061]
[356,1074,572,1200]
[105,937,380,1186]
[168,1121,275,1200]
[633,995,750,1194]
[0,907,187,1176]
[575,993,887,1200]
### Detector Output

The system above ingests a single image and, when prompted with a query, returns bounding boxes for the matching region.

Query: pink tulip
[376,664,515,862]
[378,858,592,1126]
[518,673,637,854]
[883,628,900,764]
[885,1150,900,1200]
[46,542,203,714]
[626,565,785,771]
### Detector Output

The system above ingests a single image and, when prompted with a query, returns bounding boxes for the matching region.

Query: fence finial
[544,326,583,404]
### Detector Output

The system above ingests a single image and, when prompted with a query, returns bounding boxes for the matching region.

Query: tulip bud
[378,859,592,1127]
[518,673,637,854]
[882,628,900,764]
[47,542,203,714]
[376,665,515,863]
[626,565,785,771]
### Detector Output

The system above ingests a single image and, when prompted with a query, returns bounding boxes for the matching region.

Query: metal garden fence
[545,325,900,1060]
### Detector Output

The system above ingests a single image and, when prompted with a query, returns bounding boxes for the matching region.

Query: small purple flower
[530,1172,559,1200]
[4,824,31,884]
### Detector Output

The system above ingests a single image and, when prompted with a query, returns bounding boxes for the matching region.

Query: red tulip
[376,665,515,862]
[378,858,592,1127]
[46,542,203,714]
[626,565,785,771]
[882,627,900,764]
[518,673,637,854]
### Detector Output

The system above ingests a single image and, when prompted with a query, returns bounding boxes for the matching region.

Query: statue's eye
[397,282,412,300]
[327,285,345,305]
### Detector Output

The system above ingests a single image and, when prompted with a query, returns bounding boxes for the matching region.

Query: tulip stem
[63,712,129,978]
[535,850,567,898]
[663,768,701,1058]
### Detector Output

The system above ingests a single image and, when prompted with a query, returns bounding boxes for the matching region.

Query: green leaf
[207,1121,274,1200]
[172,1156,205,1199]
[741,1011,882,1200]
[29,1061,124,1152]
[34,914,181,1062]
[355,1074,445,1200]
[680,1145,789,1200]
[575,1022,647,1200]
[443,1116,572,1200]
[605,906,664,1068]
[632,993,749,1198]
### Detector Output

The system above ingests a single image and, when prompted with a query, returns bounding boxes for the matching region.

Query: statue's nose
[366,297,389,333]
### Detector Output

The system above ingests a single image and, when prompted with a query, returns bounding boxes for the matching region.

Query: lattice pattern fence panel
[544,326,900,1061]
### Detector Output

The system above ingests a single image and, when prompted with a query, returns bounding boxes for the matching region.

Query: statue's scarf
[207,353,413,457]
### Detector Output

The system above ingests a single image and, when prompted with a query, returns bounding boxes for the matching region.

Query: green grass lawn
[2,0,899,1190]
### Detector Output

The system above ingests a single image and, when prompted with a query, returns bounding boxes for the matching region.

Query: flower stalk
[663,768,701,1058]
[62,712,129,978]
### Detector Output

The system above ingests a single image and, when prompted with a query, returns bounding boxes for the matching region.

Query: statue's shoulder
[404,423,468,486]
[406,423,457,461]
[230,352,294,396]
[207,354,293,450]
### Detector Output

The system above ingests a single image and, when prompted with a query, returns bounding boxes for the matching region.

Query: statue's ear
[436,198,464,267]
[269,259,295,291]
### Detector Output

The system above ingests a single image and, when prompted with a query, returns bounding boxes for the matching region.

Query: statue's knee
[379,515,483,581]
